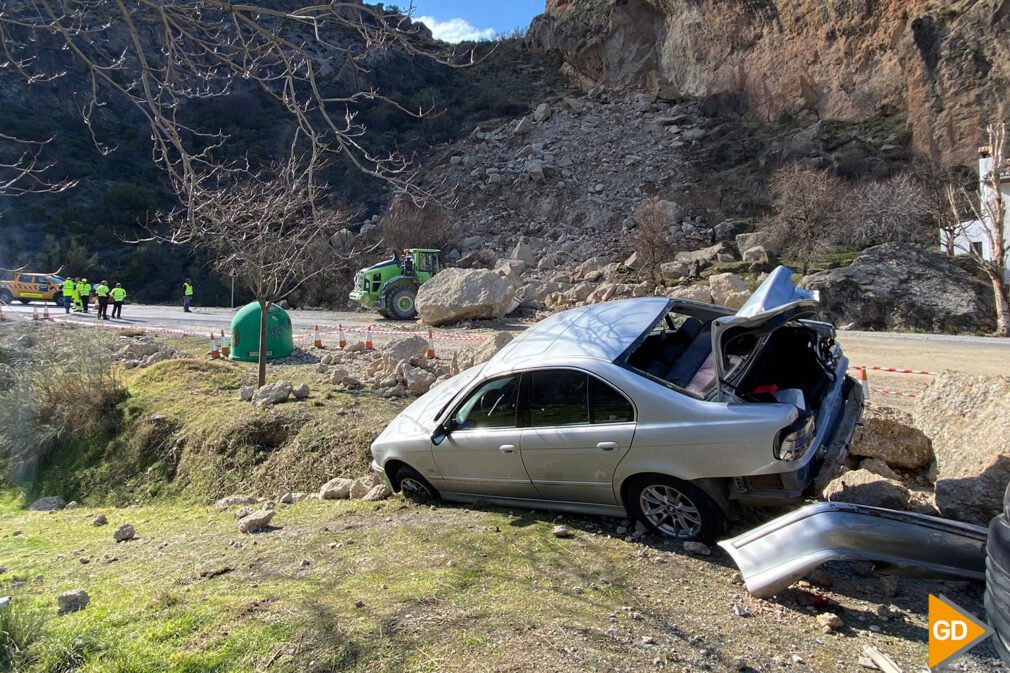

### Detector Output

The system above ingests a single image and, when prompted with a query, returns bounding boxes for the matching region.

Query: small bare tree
[160,150,354,385]
[630,198,681,286]
[848,174,930,246]
[759,166,850,273]
[377,194,456,252]
[946,122,1010,337]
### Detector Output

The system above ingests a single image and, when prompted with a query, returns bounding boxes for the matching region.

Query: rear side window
[529,370,589,427]
[590,377,634,424]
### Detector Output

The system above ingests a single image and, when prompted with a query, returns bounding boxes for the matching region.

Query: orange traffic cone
[365,324,374,350]
[32,307,39,321]
[338,324,347,349]
[210,333,220,360]
[220,330,230,358]
[43,305,50,320]
[426,329,435,359]
[313,324,323,349]
[858,366,870,401]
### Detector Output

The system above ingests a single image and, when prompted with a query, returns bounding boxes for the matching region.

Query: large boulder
[416,269,517,326]
[28,496,66,511]
[669,284,713,304]
[913,372,1010,524]
[675,242,733,266]
[849,407,932,470]
[383,335,428,362]
[708,273,751,309]
[237,509,275,533]
[801,243,995,332]
[253,381,293,408]
[822,468,910,510]
[319,477,354,500]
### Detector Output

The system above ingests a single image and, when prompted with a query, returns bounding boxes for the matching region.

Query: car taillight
[775,412,816,461]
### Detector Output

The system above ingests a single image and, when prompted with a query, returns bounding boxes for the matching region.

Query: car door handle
[499,444,516,454]
[597,442,619,452]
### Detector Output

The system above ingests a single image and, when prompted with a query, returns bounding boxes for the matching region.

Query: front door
[519,370,636,505]
[431,374,538,499]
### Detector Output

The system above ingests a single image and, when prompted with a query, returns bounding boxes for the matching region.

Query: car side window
[453,376,519,430]
[529,370,589,427]
[19,275,32,283]
[589,377,635,424]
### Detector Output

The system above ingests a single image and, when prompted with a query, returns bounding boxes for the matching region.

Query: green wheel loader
[349,249,441,320]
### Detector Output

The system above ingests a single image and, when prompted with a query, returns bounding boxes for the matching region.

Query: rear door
[431,374,539,499]
[519,369,636,505]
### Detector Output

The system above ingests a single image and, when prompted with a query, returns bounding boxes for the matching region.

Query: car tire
[0,289,11,304]
[18,298,30,305]
[387,287,418,320]
[626,475,724,542]
[987,512,1010,666]
[395,466,439,504]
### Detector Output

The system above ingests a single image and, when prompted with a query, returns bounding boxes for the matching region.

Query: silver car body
[370,267,862,518]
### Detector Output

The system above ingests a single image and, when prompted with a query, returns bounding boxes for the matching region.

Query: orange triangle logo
[928,594,993,669]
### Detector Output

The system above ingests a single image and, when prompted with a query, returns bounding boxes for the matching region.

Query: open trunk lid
[712,266,819,389]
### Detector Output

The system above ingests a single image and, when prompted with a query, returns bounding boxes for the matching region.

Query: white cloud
[415,16,496,43]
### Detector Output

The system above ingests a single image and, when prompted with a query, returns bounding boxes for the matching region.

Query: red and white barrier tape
[851,365,938,376]
[869,387,919,399]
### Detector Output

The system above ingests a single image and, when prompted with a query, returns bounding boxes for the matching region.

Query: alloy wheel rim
[400,477,430,500]
[639,485,702,538]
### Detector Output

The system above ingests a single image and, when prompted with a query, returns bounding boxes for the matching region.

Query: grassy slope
[2,498,990,673]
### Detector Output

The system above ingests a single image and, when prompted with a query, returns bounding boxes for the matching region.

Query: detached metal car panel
[370,266,863,540]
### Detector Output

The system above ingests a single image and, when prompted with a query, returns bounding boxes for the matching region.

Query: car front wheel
[627,475,723,542]
[396,465,439,504]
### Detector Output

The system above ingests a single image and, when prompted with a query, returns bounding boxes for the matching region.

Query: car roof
[481,297,671,378]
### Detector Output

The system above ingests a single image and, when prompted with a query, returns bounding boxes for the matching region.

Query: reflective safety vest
[184,282,193,296]
[110,287,126,302]
[95,284,109,298]
[77,282,91,296]
[63,280,75,294]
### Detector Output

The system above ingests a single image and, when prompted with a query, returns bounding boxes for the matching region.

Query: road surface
[4,301,1008,405]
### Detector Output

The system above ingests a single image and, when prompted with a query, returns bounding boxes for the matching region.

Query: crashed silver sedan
[370,267,864,541]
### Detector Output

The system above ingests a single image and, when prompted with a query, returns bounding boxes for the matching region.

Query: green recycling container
[229,302,294,362]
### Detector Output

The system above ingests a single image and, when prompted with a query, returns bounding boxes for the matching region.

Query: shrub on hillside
[0,327,124,487]
[377,195,457,252]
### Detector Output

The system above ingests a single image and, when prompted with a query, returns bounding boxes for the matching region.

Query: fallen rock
[28,496,66,511]
[92,514,107,527]
[383,335,429,362]
[416,268,517,326]
[552,525,574,539]
[252,381,293,407]
[683,541,712,556]
[708,273,751,309]
[802,243,995,332]
[913,372,1010,524]
[215,495,258,509]
[822,469,910,510]
[113,524,136,542]
[350,475,381,499]
[401,364,437,396]
[361,484,392,501]
[470,331,514,365]
[675,242,732,266]
[239,386,254,401]
[292,383,310,400]
[850,407,932,470]
[57,589,90,615]
[669,284,713,304]
[533,102,553,122]
[238,509,274,533]
[817,612,844,632]
[319,477,354,500]
[859,458,903,482]
[278,485,294,505]
[660,261,691,279]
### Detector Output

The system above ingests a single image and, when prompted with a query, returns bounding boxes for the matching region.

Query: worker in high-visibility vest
[77,278,92,313]
[110,283,126,319]
[183,278,193,313]
[62,277,75,314]
[94,280,110,321]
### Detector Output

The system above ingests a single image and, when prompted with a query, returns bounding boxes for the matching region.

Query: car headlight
[775,412,816,462]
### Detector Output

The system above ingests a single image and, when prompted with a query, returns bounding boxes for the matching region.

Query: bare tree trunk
[258,299,269,388]
[989,273,1010,337]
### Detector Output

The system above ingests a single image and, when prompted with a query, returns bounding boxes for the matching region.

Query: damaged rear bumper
[718,502,988,598]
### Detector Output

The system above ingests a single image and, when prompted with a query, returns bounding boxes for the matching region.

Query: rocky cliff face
[528,0,1010,165]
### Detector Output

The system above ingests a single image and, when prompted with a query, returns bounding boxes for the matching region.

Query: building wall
[945,153,1010,283]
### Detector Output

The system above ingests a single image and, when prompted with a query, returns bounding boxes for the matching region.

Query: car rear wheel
[0,289,12,304]
[627,475,723,542]
[987,485,1010,666]
[387,287,418,320]
[395,466,438,504]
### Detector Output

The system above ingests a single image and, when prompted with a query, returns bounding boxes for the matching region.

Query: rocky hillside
[527,0,1010,165]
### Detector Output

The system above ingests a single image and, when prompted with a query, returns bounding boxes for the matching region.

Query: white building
[942,145,1010,282]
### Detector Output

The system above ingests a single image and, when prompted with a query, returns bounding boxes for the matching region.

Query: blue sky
[409,1,545,41]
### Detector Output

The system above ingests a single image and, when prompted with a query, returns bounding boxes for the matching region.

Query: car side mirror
[431,419,454,446]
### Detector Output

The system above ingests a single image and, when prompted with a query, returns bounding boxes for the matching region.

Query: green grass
[0,499,949,673]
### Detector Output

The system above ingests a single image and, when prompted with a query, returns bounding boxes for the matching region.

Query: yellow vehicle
[0,271,66,306]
